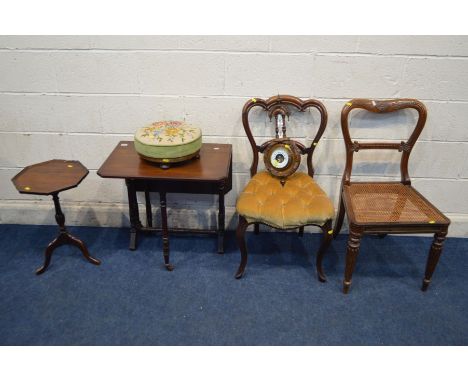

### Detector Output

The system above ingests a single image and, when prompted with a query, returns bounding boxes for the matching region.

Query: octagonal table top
[12,160,89,195]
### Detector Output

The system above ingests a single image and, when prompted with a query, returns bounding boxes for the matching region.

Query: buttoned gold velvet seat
[234,95,334,281]
[236,171,334,229]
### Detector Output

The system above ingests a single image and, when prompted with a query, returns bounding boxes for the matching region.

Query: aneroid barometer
[263,114,301,184]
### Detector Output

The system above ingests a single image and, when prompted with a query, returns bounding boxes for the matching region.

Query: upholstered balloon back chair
[333,98,450,294]
[235,95,335,281]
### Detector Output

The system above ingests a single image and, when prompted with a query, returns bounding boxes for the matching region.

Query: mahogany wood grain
[11,160,100,274]
[334,98,450,293]
[97,142,231,182]
[98,141,232,268]
[12,160,88,195]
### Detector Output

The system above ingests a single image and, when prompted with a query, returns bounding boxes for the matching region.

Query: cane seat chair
[235,95,334,281]
[333,98,450,293]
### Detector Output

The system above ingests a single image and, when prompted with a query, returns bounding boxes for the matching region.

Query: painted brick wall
[1,36,467,236]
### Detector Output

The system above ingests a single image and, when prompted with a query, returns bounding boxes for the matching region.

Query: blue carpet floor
[0,224,467,345]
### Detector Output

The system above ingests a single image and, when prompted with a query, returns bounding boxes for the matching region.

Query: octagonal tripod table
[11,160,101,274]
[97,142,232,271]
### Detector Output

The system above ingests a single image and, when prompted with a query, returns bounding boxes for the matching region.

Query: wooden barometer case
[260,100,303,185]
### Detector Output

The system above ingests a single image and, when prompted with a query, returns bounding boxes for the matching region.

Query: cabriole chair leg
[235,215,250,279]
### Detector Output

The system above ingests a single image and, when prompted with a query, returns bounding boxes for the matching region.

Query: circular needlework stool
[134,121,202,168]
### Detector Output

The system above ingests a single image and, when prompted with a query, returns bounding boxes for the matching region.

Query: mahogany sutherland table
[11,159,101,274]
[97,141,232,270]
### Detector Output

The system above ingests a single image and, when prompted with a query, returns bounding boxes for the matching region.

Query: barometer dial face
[263,140,300,179]
[270,147,290,169]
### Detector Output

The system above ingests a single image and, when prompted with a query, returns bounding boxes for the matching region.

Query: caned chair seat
[344,183,449,225]
[236,171,334,229]
[334,98,450,293]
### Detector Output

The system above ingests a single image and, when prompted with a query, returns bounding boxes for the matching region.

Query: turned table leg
[218,184,225,254]
[36,193,100,275]
[126,179,142,250]
[144,185,153,228]
[159,191,174,271]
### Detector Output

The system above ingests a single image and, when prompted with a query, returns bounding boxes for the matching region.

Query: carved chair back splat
[242,94,328,178]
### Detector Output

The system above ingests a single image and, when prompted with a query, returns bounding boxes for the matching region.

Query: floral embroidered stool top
[134,121,202,164]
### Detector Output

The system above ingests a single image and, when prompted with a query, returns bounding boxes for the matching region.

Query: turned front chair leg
[316,220,333,282]
[343,228,362,294]
[422,230,447,291]
[298,226,304,237]
[235,216,249,279]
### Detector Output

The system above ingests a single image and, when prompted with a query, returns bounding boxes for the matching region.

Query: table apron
[130,178,231,195]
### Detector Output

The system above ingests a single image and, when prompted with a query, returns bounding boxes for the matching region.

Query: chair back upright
[340,98,427,186]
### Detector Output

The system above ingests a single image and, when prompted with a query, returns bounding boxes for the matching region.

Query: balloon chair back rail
[339,98,427,186]
[333,98,450,294]
[235,95,334,282]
